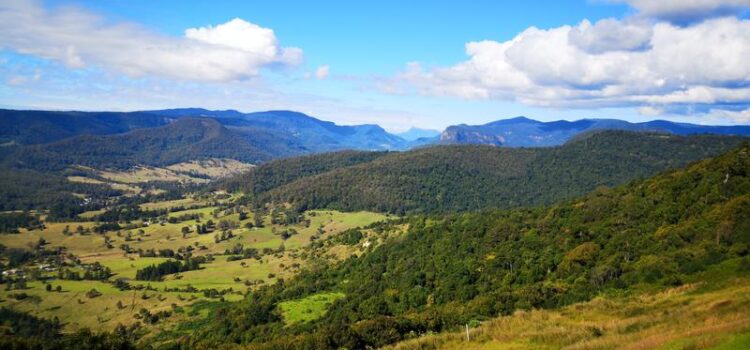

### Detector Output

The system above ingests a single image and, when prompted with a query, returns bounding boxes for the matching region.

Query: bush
[85,289,102,298]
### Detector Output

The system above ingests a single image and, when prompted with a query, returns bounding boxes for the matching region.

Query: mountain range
[440,116,750,147]
[1,108,749,171]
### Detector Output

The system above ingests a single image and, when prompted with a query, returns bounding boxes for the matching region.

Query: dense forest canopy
[184,142,750,349]
[225,131,748,214]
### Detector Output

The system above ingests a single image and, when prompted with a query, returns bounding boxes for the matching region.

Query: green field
[278,292,345,325]
[0,200,388,335]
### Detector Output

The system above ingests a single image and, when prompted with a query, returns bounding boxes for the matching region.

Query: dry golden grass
[165,159,253,178]
[383,268,750,350]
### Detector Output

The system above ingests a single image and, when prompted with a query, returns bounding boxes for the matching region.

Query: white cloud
[0,1,302,82]
[391,16,750,115]
[704,108,750,123]
[568,18,652,53]
[315,65,330,79]
[619,0,750,23]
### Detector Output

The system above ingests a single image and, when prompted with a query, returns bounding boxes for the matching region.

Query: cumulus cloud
[619,0,750,24]
[0,1,302,82]
[715,108,750,123]
[391,16,750,115]
[315,65,330,79]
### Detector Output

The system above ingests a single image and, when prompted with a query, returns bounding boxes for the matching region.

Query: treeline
[0,169,119,219]
[182,142,750,349]
[0,212,42,233]
[247,131,747,214]
[0,307,138,349]
[135,258,202,281]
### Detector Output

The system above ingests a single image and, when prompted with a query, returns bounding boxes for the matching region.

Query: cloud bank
[618,0,750,23]
[0,1,302,82]
[390,1,750,118]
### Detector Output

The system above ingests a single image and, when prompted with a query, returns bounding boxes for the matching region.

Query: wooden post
[466,323,470,341]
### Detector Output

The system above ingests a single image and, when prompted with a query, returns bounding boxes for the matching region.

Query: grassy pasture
[279,292,345,325]
[0,203,388,335]
[0,280,203,332]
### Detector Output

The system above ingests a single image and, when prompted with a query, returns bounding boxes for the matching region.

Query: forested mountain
[144,109,410,152]
[0,109,171,145]
[221,150,389,196]
[185,141,750,349]
[441,116,750,147]
[227,131,747,213]
[1,118,273,171]
[0,108,410,162]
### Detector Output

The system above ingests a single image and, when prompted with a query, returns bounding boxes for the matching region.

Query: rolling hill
[184,136,750,350]
[226,131,748,213]
[440,116,750,147]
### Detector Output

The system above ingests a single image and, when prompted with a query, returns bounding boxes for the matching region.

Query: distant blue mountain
[145,109,410,153]
[3,108,748,164]
[396,127,441,141]
[439,116,750,147]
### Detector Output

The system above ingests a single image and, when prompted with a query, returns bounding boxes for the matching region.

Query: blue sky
[1,0,749,131]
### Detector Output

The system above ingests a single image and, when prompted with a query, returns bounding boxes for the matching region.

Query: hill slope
[185,141,750,349]
[221,150,389,196]
[230,131,747,213]
[440,116,750,147]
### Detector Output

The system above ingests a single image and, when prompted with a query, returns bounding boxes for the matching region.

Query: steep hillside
[239,131,747,213]
[440,116,750,147]
[2,118,272,171]
[184,142,750,349]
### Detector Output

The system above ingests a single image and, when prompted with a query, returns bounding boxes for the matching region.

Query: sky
[1,0,749,131]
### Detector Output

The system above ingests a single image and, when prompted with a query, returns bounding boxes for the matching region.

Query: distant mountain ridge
[2,118,273,171]
[0,108,410,157]
[3,108,750,167]
[142,109,410,153]
[0,109,172,145]
[440,116,750,147]
[395,127,441,141]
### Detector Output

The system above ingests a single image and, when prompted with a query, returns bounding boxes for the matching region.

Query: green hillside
[221,150,389,195]
[183,142,750,349]
[228,131,747,213]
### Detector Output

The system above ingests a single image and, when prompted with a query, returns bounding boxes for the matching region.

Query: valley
[0,109,749,350]
[0,193,389,338]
